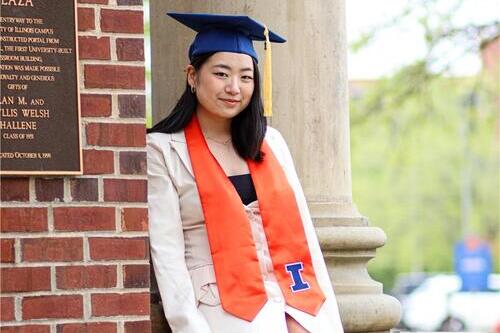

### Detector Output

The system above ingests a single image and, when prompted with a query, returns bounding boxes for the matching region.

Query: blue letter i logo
[285,262,310,292]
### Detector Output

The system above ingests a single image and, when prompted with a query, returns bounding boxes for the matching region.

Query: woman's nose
[225,77,240,95]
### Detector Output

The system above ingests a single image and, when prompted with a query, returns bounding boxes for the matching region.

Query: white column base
[316,222,402,332]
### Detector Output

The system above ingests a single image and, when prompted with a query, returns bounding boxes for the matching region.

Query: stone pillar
[150,0,401,331]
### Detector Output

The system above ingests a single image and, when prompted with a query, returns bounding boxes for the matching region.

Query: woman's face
[187,52,255,120]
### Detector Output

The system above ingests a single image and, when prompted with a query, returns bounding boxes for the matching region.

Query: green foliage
[349,0,499,291]
[351,60,436,127]
[351,68,499,291]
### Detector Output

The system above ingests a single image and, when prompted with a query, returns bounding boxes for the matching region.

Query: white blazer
[147,126,344,333]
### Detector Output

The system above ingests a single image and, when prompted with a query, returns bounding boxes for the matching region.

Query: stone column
[150,0,401,331]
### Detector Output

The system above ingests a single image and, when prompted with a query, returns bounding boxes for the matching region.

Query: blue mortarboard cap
[167,12,286,63]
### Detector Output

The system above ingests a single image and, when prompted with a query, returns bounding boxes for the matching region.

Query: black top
[228,173,257,205]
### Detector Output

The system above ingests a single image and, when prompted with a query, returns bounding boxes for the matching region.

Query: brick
[80,94,112,117]
[123,264,149,288]
[1,267,51,292]
[101,9,143,34]
[82,149,114,174]
[22,238,83,262]
[89,237,148,260]
[0,325,50,333]
[0,177,29,201]
[104,179,146,202]
[1,208,47,232]
[56,265,117,289]
[117,0,142,5]
[124,321,151,333]
[35,178,64,202]
[116,38,144,61]
[86,123,146,147]
[23,295,83,319]
[77,7,95,31]
[118,94,145,118]
[1,239,15,263]
[84,65,145,89]
[91,292,149,316]
[1,297,14,321]
[70,178,98,201]
[53,207,115,231]
[121,208,147,231]
[78,0,107,4]
[57,322,117,333]
[119,151,146,175]
[78,36,110,60]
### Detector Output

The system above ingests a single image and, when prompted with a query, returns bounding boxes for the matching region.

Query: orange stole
[185,115,325,321]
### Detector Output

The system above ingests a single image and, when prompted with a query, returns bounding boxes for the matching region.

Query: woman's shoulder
[265,126,287,147]
[147,130,171,142]
[264,126,292,167]
[146,130,185,163]
[147,129,185,145]
[265,125,281,139]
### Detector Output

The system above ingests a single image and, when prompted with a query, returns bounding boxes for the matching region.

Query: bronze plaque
[0,0,82,175]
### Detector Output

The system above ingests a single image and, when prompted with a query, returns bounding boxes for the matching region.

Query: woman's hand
[285,313,310,333]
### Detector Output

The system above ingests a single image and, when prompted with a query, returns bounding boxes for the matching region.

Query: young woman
[147,13,343,333]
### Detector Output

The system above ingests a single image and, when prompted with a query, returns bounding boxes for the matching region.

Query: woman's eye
[242,75,254,81]
[214,72,228,78]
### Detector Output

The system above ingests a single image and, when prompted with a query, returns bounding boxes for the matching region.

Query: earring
[191,85,196,94]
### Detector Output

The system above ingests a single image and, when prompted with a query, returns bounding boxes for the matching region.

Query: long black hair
[148,53,266,162]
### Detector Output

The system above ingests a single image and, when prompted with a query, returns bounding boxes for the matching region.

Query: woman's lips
[219,98,240,106]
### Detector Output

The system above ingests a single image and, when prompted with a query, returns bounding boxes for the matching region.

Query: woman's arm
[147,134,212,333]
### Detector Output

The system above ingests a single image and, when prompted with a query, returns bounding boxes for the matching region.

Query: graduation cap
[167,12,287,117]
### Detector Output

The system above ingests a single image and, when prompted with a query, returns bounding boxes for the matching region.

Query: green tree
[349,0,499,290]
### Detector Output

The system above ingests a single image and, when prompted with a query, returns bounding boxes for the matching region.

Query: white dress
[147,127,344,333]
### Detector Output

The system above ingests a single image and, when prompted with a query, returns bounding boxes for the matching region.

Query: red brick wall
[0,0,150,332]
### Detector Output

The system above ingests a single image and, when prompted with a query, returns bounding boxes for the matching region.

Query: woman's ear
[186,65,196,89]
